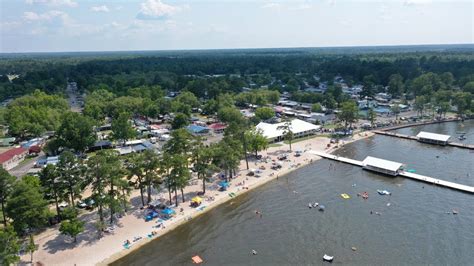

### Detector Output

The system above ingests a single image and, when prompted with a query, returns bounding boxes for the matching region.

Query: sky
[0,0,472,53]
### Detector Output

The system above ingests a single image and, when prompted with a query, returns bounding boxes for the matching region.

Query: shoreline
[100,132,373,266]
[21,132,374,266]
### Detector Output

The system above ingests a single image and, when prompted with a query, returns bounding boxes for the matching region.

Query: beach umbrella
[192,196,202,203]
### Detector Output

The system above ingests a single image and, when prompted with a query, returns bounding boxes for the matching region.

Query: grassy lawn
[322,123,339,129]
[283,134,327,144]
[282,133,343,145]
[269,143,283,148]
[18,157,34,167]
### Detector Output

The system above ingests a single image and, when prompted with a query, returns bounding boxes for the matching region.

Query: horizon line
[1,42,473,55]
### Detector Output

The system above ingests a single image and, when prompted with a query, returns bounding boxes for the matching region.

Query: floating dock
[309,150,474,194]
[373,130,474,150]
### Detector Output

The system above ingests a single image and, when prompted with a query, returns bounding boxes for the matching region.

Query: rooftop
[362,156,403,172]
[416,131,451,142]
[0,147,27,164]
[256,119,321,139]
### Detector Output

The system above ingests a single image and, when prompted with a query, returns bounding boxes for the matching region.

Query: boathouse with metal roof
[416,131,451,145]
[362,156,403,176]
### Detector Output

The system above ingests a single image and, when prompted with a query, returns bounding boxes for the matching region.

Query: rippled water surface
[113,121,474,266]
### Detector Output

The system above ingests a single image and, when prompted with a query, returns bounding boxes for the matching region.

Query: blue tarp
[219,181,229,188]
[187,125,209,134]
[161,208,176,215]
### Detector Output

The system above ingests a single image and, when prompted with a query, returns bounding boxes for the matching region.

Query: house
[88,140,113,152]
[0,147,28,170]
[256,119,321,143]
[98,124,112,131]
[0,137,15,147]
[28,145,42,155]
[208,123,227,134]
[187,125,210,135]
[278,100,299,108]
[115,140,155,155]
[46,156,59,166]
[21,138,44,149]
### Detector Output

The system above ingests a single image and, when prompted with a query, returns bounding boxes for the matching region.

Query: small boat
[252,249,258,255]
[458,135,466,141]
[308,203,312,208]
[323,254,334,262]
[313,202,319,207]
[319,205,325,211]
[377,190,391,195]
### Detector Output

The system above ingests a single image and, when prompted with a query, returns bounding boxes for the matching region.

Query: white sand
[22,133,373,266]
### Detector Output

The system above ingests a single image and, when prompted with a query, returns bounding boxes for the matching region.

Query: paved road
[9,153,44,178]
[67,82,83,113]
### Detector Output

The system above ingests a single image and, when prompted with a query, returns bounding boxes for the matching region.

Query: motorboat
[323,254,334,262]
[377,190,391,195]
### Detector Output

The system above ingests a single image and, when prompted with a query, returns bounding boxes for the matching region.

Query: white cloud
[136,0,180,20]
[23,10,68,22]
[25,0,78,7]
[403,0,432,6]
[292,3,312,10]
[91,5,110,13]
[262,3,281,10]
[0,21,23,32]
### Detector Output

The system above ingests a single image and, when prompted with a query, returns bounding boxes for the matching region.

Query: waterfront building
[256,119,320,143]
[362,156,403,176]
[416,131,451,145]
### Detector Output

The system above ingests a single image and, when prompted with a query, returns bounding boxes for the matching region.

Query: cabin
[0,147,28,170]
[362,156,403,176]
[416,131,451,145]
[88,140,113,152]
[208,123,227,134]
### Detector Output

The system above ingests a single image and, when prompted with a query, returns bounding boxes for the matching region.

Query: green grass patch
[18,157,34,167]
[269,143,283,148]
[322,123,339,129]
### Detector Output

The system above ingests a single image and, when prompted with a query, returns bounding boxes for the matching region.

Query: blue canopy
[187,124,209,134]
[219,181,229,188]
[161,208,176,215]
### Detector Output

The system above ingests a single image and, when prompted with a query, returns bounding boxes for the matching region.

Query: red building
[0,147,28,170]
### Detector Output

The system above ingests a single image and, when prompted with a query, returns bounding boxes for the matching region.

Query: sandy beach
[21,132,373,266]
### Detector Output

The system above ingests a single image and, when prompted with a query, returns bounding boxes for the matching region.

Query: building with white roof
[362,156,403,176]
[416,131,451,145]
[256,119,321,143]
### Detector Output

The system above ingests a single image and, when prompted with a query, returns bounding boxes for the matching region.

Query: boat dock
[373,130,474,150]
[309,151,474,194]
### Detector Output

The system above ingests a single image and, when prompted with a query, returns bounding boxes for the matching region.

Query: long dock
[309,150,474,194]
[373,130,474,150]
[380,118,462,131]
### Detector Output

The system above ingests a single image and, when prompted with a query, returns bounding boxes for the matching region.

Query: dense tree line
[1,47,473,103]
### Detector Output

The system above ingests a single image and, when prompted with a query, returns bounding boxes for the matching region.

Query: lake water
[113,121,474,266]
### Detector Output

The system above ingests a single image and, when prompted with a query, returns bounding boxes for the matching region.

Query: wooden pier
[373,130,474,150]
[309,151,474,194]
